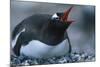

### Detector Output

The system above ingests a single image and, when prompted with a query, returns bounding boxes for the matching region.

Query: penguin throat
[40,24,66,46]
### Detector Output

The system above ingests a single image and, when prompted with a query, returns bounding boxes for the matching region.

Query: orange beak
[61,6,74,23]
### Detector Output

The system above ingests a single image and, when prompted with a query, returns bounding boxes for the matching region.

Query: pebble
[11,52,95,66]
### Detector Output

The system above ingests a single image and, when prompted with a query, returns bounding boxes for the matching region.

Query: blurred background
[10,1,95,56]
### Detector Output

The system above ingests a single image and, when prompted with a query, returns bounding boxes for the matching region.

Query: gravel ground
[11,52,95,66]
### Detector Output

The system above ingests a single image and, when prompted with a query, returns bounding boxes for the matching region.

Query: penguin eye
[51,17,60,21]
[55,17,59,20]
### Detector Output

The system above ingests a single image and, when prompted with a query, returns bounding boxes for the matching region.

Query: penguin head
[51,6,74,30]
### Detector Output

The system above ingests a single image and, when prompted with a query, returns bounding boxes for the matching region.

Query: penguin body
[12,7,73,58]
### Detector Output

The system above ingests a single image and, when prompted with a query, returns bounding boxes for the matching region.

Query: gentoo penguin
[11,6,74,58]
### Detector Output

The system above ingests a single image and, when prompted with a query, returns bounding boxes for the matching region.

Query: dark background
[10,1,95,56]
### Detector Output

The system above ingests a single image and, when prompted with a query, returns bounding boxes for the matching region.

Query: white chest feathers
[20,39,70,58]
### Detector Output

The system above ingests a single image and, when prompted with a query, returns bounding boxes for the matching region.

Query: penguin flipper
[12,22,24,40]
[13,31,37,56]
[13,32,25,56]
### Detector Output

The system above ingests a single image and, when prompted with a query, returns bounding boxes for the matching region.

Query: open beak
[61,6,74,23]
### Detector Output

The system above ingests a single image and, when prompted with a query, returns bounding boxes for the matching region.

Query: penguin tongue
[61,6,73,22]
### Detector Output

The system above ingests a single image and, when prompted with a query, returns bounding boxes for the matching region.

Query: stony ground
[11,52,95,66]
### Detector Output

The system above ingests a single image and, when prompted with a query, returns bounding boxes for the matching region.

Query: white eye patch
[51,13,59,19]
